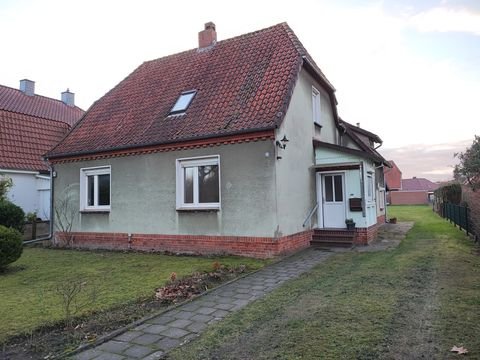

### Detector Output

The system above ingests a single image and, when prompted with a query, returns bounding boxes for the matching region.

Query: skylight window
[170,90,197,114]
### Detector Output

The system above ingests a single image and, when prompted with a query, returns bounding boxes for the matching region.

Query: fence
[441,202,472,236]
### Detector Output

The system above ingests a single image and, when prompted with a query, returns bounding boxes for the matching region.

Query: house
[0,80,84,219]
[391,177,439,205]
[384,160,402,204]
[46,22,389,258]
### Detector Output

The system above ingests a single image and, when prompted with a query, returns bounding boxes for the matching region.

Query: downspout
[23,164,54,244]
[360,161,366,218]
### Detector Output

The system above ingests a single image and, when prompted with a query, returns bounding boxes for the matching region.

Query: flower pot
[346,222,356,230]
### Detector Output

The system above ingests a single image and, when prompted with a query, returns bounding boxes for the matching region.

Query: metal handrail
[302,203,319,228]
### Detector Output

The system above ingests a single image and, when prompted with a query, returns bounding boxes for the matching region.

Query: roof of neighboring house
[338,119,389,166]
[0,110,70,172]
[0,84,84,172]
[401,177,439,191]
[384,160,402,190]
[48,22,336,159]
[0,84,84,126]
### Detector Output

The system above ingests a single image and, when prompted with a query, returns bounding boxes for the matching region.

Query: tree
[454,135,480,191]
[54,186,79,247]
[0,176,12,201]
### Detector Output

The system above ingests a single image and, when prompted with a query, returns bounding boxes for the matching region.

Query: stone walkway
[73,248,332,360]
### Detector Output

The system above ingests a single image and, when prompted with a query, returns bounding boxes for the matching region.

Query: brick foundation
[54,230,313,259]
[377,214,386,224]
[354,224,379,245]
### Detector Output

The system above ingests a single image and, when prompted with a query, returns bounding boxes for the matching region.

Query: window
[312,86,321,125]
[176,156,220,210]
[324,174,343,203]
[170,90,197,114]
[80,166,111,211]
[367,173,374,202]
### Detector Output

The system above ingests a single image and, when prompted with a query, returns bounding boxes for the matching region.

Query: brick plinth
[54,230,313,259]
[377,214,386,224]
[354,224,379,245]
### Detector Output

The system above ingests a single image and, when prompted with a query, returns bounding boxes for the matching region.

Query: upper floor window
[176,155,220,210]
[80,166,111,211]
[170,90,197,115]
[312,86,321,125]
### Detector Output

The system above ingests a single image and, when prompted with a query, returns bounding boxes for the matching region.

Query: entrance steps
[310,228,355,249]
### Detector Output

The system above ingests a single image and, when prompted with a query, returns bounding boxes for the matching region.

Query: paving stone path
[73,248,332,360]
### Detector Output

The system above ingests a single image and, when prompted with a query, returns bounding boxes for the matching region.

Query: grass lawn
[0,248,266,342]
[169,205,480,359]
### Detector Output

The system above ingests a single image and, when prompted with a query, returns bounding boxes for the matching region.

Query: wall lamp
[276,135,289,150]
[276,135,289,160]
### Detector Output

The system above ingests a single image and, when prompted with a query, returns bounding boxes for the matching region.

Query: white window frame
[367,173,374,202]
[176,155,221,210]
[80,166,111,211]
[312,86,321,126]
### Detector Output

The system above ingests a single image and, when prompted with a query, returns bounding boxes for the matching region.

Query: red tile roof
[48,23,335,159]
[0,110,70,172]
[401,178,439,191]
[0,85,84,126]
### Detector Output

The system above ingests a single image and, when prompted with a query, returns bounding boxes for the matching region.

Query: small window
[170,90,196,114]
[312,86,321,125]
[80,166,111,211]
[176,156,220,210]
[367,174,374,202]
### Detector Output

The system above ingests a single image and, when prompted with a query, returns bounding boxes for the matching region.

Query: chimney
[198,22,216,48]
[61,88,75,107]
[20,79,35,96]
[356,122,361,127]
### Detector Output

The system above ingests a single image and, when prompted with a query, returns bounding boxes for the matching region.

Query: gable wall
[273,68,339,235]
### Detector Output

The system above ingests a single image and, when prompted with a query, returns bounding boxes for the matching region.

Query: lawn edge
[62,250,301,359]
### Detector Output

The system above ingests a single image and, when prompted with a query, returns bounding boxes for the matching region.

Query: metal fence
[442,202,471,235]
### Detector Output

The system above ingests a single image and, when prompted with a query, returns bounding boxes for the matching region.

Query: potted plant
[389,217,397,224]
[345,218,356,230]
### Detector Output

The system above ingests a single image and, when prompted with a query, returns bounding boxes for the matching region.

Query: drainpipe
[23,164,54,245]
[360,161,366,218]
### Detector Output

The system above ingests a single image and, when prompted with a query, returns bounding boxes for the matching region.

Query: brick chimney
[198,22,216,48]
[20,79,35,96]
[61,88,75,107]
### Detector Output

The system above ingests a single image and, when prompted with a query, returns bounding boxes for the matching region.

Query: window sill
[80,210,110,214]
[314,123,323,129]
[176,207,220,212]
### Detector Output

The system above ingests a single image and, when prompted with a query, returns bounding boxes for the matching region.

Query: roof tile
[49,23,328,158]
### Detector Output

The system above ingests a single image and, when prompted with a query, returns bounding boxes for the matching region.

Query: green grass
[169,206,480,359]
[0,248,266,341]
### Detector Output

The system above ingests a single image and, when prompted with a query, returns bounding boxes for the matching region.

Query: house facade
[0,80,84,219]
[391,177,439,205]
[47,23,388,257]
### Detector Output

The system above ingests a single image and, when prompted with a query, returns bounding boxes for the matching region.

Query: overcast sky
[1,0,478,181]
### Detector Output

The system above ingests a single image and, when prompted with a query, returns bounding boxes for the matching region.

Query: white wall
[1,170,51,220]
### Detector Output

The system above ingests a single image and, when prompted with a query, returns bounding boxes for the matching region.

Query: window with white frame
[312,86,321,125]
[176,156,220,210]
[80,166,111,211]
[367,173,374,202]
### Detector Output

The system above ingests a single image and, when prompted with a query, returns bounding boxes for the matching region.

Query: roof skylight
[170,90,196,115]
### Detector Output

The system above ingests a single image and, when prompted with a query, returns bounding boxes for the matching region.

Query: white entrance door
[321,173,346,228]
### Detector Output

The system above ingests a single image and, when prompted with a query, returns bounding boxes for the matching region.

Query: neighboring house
[46,22,389,258]
[384,160,402,204]
[0,80,84,219]
[391,177,439,205]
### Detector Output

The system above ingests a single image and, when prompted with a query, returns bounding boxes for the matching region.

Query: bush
[0,225,23,269]
[0,200,25,232]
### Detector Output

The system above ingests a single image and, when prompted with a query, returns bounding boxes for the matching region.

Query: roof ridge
[0,83,83,111]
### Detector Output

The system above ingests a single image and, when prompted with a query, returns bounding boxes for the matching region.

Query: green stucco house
[46,22,389,258]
